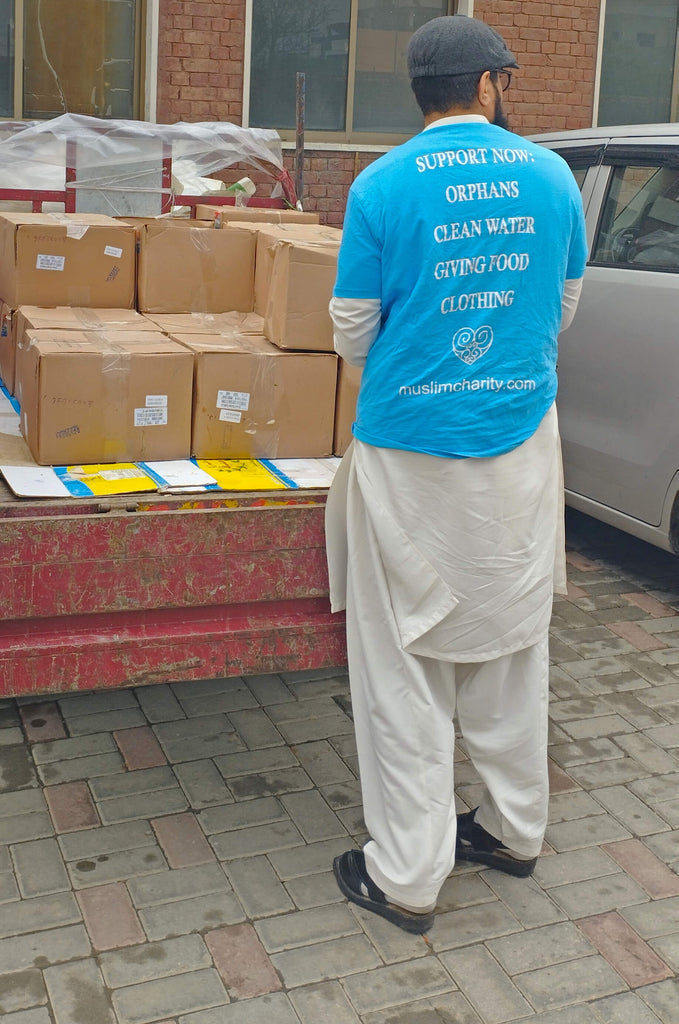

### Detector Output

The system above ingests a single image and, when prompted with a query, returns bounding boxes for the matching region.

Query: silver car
[533,124,679,554]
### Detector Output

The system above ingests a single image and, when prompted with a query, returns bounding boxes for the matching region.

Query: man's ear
[477,71,496,114]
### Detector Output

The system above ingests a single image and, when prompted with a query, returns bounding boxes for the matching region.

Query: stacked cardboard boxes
[0,207,360,466]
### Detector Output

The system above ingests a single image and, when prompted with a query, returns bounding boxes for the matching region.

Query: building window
[0,0,142,120]
[248,0,454,143]
[598,0,679,126]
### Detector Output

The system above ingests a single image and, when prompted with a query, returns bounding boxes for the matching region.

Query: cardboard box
[171,332,337,459]
[141,311,264,336]
[195,205,320,225]
[137,221,256,314]
[236,223,342,315]
[334,359,362,456]
[0,213,136,309]
[12,309,160,408]
[19,330,193,465]
[264,240,338,352]
[0,303,14,394]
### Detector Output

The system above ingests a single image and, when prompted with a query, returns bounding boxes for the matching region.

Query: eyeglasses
[495,70,512,93]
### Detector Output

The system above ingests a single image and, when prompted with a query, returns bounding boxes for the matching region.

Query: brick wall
[477,0,601,133]
[156,0,601,222]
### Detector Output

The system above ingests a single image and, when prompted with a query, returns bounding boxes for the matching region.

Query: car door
[554,139,679,528]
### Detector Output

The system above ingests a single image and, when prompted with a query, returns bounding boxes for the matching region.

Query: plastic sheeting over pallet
[0,114,296,216]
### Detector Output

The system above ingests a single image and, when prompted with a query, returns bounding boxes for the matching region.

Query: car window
[592,163,679,271]
[569,167,588,190]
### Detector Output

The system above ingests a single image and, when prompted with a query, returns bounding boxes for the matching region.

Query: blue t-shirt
[333,120,588,458]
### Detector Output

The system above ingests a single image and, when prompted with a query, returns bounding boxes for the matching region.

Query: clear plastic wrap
[0,113,294,215]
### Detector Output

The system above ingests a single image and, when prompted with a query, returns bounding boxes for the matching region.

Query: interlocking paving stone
[0,891,81,938]
[37,752,126,786]
[486,921,594,974]
[591,991,665,1024]
[127,863,231,909]
[279,789,347,842]
[0,925,91,973]
[348,903,430,964]
[57,819,157,861]
[173,760,235,808]
[576,911,673,987]
[18,702,66,743]
[648,933,679,973]
[175,686,259,718]
[0,746,38,792]
[198,796,287,834]
[270,933,381,988]
[268,837,357,880]
[275,713,356,745]
[67,847,168,890]
[430,901,522,952]
[139,890,246,940]
[548,791,606,822]
[227,709,285,748]
[592,785,672,836]
[533,847,622,888]
[619,895,679,938]
[293,741,356,788]
[57,691,139,717]
[151,812,216,868]
[76,882,145,951]
[0,1009,53,1024]
[560,714,637,741]
[209,819,303,860]
[288,980,361,1024]
[284,869,345,910]
[637,977,679,1023]
[545,814,632,852]
[205,924,282,999]
[601,838,679,897]
[255,904,360,952]
[11,837,70,897]
[548,869,650,919]
[341,958,456,1014]
[43,958,117,1024]
[361,992,484,1024]
[481,873,565,927]
[44,780,99,833]
[66,708,148,736]
[96,788,190,825]
[224,854,294,918]
[613,732,679,773]
[439,944,532,1023]
[111,968,228,1024]
[566,757,652,789]
[513,954,627,1011]
[243,673,296,705]
[114,727,167,770]
[133,684,185,723]
[227,766,315,800]
[99,934,211,988]
[0,969,47,1015]
[436,871,496,912]
[177,991,300,1024]
[89,765,179,801]
[214,747,299,779]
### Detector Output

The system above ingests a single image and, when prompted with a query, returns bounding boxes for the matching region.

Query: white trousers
[346,575,551,910]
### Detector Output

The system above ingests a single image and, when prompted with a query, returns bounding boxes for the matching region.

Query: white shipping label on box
[145,395,168,407]
[217,390,250,412]
[36,254,66,272]
[219,409,242,423]
[134,407,168,427]
[104,245,123,258]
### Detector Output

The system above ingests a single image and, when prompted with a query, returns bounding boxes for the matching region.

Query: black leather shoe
[333,849,435,934]
[456,809,538,877]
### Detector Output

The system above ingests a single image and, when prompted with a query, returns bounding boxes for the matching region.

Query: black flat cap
[407,15,519,79]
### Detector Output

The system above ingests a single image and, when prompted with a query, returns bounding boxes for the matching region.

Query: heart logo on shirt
[452,326,494,365]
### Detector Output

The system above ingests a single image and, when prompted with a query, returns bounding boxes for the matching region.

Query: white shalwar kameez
[326,403,567,912]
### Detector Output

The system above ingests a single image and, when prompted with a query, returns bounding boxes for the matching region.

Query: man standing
[326,14,587,934]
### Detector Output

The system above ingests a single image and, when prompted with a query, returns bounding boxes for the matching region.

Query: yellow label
[197,458,286,490]
[64,464,158,495]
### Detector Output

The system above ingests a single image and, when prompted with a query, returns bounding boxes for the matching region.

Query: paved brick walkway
[1,509,678,1024]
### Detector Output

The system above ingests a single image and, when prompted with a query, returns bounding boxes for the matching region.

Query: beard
[493,86,510,130]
